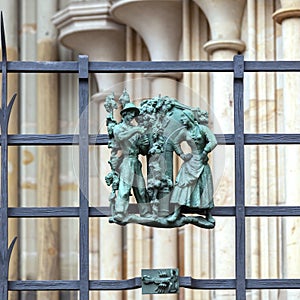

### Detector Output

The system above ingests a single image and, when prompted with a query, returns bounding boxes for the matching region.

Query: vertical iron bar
[233,55,246,300]
[0,12,9,300]
[78,55,89,299]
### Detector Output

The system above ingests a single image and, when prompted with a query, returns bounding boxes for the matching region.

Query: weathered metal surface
[6,206,300,218]
[78,54,90,300]
[142,269,179,294]
[3,60,300,73]
[233,53,246,300]
[1,133,300,146]
[105,90,217,228]
[6,278,300,291]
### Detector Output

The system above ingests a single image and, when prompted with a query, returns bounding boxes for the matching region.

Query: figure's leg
[114,158,135,220]
[133,165,152,217]
[133,185,152,217]
[109,192,116,216]
[206,209,215,224]
[150,189,159,217]
[114,180,131,220]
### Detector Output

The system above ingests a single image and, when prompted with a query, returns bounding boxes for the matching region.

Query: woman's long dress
[170,124,217,209]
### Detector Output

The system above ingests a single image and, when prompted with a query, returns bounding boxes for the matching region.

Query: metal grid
[1,14,300,300]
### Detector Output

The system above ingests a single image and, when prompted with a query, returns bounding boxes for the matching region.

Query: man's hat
[120,102,140,117]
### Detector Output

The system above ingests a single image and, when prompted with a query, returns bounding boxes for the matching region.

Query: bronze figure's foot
[141,212,153,219]
[206,212,215,224]
[113,213,126,222]
[166,213,179,223]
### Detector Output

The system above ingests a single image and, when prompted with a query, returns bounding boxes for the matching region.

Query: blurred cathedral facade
[1,0,300,299]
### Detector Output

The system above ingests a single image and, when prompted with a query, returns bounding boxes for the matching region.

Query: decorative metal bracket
[142,268,179,294]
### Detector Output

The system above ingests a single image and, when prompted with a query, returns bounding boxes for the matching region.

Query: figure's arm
[202,125,217,154]
[198,125,217,164]
[114,124,144,142]
[173,129,184,156]
[173,141,183,157]
[173,129,192,161]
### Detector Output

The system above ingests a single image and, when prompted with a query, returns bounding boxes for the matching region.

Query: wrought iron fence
[1,13,300,300]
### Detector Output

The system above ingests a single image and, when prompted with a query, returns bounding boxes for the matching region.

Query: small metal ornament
[142,268,179,294]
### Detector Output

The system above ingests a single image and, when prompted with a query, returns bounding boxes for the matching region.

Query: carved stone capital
[110,0,182,61]
[203,39,246,55]
[273,7,300,24]
[52,1,126,92]
[52,1,125,60]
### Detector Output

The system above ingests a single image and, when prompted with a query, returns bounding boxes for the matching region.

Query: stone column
[36,2,59,300]
[1,2,19,300]
[52,2,125,299]
[111,1,182,299]
[19,4,38,300]
[248,3,279,300]
[243,2,259,299]
[194,1,246,298]
[273,2,300,299]
[57,45,79,300]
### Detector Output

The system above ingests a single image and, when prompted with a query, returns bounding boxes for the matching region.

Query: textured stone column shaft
[58,47,79,300]
[194,1,246,297]
[273,2,300,284]
[36,2,59,300]
[19,4,38,298]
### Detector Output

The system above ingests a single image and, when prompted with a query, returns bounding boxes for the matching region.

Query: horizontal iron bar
[217,134,300,145]
[7,207,110,218]
[2,61,233,73]
[8,278,300,291]
[4,134,300,145]
[90,278,142,290]
[7,206,300,218]
[2,61,300,74]
[244,134,300,144]
[8,279,142,291]
[6,134,108,145]
[9,280,78,291]
[181,278,300,290]
[246,279,300,289]
[89,61,234,73]
[0,61,233,73]
[180,278,235,289]
[245,206,300,216]
[245,61,300,72]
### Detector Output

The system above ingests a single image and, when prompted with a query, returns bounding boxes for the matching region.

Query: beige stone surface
[1,0,300,299]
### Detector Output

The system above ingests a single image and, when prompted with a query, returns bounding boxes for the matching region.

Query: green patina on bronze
[142,268,179,294]
[105,90,217,229]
